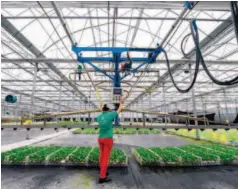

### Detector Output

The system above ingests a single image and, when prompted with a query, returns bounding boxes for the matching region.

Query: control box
[112,87,123,104]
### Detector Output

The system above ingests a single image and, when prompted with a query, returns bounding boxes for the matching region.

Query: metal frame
[1,1,238,124]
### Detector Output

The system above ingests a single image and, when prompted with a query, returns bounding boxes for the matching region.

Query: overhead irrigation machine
[72,46,163,125]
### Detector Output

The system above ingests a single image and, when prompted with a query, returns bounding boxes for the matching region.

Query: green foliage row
[28,146,61,163]
[8,147,46,163]
[58,121,88,127]
[134,144,238,166]
[164,147,200,164]
[72,128,160,135]
[1,146,32,163]
[187,145,237,163]
[48,147,77,163]
[171,129,238,145]
[134,147,158,165]
[2,146,127,166]
[179,145,219,161]
[68,147,92,164]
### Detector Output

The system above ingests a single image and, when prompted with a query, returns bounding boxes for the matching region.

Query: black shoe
[98,177,112,184]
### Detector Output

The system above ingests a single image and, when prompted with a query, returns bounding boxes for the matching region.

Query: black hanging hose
[231,1,238,44]
[165,18,238,93]
[163,49,200,93]
[191,20,238,85]
[181,33,192,59]
[163,20,201,93]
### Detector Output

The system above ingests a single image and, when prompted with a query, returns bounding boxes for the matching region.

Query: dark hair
[102,104,110,112]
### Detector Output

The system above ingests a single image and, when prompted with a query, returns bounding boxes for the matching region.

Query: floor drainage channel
[114,143,145,189]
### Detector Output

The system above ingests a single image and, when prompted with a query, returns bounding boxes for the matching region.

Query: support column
[162,83,167,124]
[190,64,199,139]
[113,53,121,126]
[235,99,238,115]
[142,113,145,127]
[58,82,62,112]
[149,93,152,110]
[2,101,5,117]
[201,97,206,126]
[175,102,179,123]
[223,90,230,123]
[31,64,38,114]
[217,103,222,123]
[88,112,91,125]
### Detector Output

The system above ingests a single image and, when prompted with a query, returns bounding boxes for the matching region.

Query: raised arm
[117,98,124,115]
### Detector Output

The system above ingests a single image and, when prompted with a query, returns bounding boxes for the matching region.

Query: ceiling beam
[2,58,237,65]
[51,2,97,91]
[1,2,231,11]
[1,15,97,108]
[150,84,238,110]
[2,16,232,22]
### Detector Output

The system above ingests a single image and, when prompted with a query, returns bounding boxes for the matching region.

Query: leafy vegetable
[87,147,99,164]
[192,145,235,163]
[83,128,99,134]
[135,147,159,165]
[28,146,61,163]
[8,147,45,163]
[150,129,161,134]
[124,128,137,134]
[150,147,179,163]
[110,148,127,164]
[68,147,92,164]
[179,145,219,161]
[165,147,200,163]
[48,147,76,163]
[138,129,150,134]
[72,128,82,134]
[2,147,32,163]
[114,128,124,134]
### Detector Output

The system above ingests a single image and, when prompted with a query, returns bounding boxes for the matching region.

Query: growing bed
[133,144,238,166]
[72,128,160,135]
[168,129,238,146]
[1,146,128,167]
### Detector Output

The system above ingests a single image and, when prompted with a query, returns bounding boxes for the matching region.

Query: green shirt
[77,65,82,71]
[96,111,118,138]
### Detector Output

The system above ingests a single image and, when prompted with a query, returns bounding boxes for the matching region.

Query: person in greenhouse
[121,52,132,74]
[96,99,124,184]
[77,64,83,81]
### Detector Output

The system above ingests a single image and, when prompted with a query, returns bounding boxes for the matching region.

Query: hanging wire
[230,1,238,44]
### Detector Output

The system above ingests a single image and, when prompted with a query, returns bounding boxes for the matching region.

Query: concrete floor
[34,133,195,147]
[2,131,238,189]
[2,165,238,189]
[1,128,64,145]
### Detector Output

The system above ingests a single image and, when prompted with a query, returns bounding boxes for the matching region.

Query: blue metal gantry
[72,45,164,125]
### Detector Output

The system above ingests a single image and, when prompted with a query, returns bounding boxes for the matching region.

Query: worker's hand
[120,98,124,104]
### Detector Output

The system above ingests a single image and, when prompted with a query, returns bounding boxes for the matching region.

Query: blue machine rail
[72,45,164,125]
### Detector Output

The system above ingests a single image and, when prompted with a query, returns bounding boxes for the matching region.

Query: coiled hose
[165,19,238,93]
[192,20,238,85]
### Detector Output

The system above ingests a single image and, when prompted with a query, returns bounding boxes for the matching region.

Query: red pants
[98,138,113,178]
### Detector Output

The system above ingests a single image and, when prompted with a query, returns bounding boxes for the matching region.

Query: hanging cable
[165,18,238,93]
[191,20,238,85]
[164,20,200,93]
[163,47,200,93]
[230,1,238,44]
[181,33,192,58]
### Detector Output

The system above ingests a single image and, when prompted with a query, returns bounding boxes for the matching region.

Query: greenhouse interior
[1,1,238,188]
